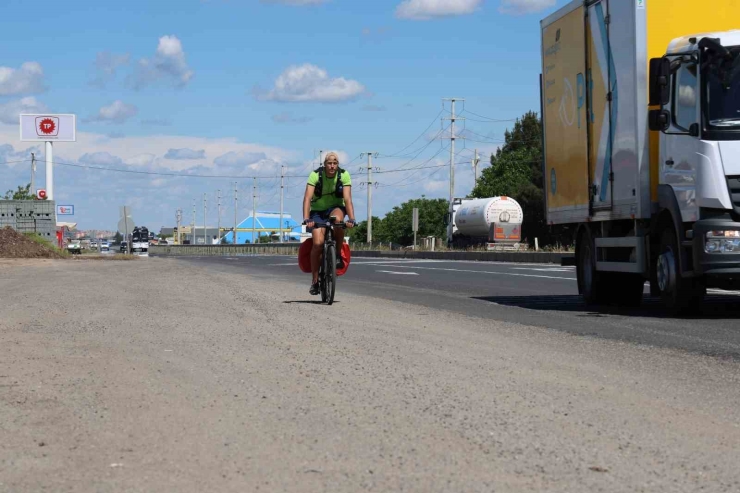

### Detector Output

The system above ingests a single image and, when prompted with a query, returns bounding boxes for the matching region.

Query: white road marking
[511,267,574,272]
[708,288,740,296]
[370,264,576,280]
[376,270,420,275]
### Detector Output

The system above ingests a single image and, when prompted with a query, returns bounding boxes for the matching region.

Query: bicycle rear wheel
[325,243,336,305]
[319,263,327,303]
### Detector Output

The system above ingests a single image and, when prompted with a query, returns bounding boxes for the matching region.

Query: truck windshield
[705,46,740,128]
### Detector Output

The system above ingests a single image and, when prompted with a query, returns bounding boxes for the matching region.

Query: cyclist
[303,151,356,295]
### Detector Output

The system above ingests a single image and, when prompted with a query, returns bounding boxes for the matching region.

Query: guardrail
[149,244,300,256]
[150,244,574,265]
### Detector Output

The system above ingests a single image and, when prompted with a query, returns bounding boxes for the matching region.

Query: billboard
[20,114,76,142]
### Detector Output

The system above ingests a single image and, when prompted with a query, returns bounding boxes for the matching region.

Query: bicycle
[304,215,346,305]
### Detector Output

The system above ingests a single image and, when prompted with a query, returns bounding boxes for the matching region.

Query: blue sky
[0,0,566,233]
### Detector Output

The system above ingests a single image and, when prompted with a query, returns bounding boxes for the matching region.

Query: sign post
[20,114,76,203]
[412,207,419,250]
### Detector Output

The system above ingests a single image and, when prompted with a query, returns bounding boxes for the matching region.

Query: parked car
[100,241,110,251]
[120,241,128,253]
[67,240,82,255]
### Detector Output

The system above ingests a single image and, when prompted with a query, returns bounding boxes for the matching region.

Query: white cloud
[0,97,48,125]
[214,151,268,168]
[125,154,157,167]
[261,0,327,4]
[395,0,482,20]
[0,62,45,95]
[256,64,365,103]
[498,0,555,15]
[79,152,125,167]
[91,52,130,87]
[88,100,138,124]
[130,35,194,89]
[165,148,206,160]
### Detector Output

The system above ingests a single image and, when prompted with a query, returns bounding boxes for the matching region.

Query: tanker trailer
[447,196,524,248]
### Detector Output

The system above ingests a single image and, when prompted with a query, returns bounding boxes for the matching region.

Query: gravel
[1,257,739,492]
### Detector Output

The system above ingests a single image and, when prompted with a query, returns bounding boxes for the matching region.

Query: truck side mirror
[649,57,671,106]
[649,109,670,131]
[689,123,700,137]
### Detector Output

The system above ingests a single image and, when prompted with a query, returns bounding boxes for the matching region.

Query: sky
[0,0,567,233]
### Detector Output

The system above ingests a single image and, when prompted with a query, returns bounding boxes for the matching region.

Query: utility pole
[361,152,377,244]
[279,166,285,243]
[252,177,257,244]
[30,153,36,196]
[176,209,182,245]
[472,148,480,185]
[442,98,465,248]
[217,189,221,245]
[203,193,207,245]
[443,98,465,205]
[192,199,196,245]
[234,182,238,244]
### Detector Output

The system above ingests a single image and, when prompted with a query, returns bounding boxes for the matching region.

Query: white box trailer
[540,0,740,313]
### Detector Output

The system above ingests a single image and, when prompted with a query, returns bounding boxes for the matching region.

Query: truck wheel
[657,228,705,314]
[577,230,607,305]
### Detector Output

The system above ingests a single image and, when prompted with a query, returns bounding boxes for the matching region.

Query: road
[1,256,740,492]
[180,255,740,361]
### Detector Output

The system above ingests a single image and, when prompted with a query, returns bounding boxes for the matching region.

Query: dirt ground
[0,227,64,259]
[1,258,740,493]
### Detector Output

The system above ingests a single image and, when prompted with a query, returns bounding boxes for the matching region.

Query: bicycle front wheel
[325,243,336,305]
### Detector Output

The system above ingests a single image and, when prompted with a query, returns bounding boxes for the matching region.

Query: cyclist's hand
[303,219,315,228]
[346,218,356,229]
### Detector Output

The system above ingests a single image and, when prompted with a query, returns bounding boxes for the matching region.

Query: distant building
[221,211,302,244]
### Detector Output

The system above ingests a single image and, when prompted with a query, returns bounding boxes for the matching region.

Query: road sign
[20,114,76,142]
[117,217,135,234]
[36,189,47,200]
[57,205,74,215]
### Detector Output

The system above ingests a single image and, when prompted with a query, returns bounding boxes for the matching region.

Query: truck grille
[729,176,740,212]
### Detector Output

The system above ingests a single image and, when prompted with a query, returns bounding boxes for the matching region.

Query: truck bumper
[692,217,740,277]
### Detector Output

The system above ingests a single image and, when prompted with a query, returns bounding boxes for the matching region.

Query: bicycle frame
[316,216,345,304]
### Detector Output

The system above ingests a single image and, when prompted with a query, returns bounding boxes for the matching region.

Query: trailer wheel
[576,229,607,305]
[657,228,705,315]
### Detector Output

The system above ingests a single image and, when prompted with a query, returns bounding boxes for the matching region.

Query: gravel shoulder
[1,258,739,492]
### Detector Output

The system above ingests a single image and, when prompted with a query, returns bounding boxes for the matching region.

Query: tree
[470,111,549,245]
[114,232,123,243]
[346,216,383,244]
[3,183,34,200]
[377,196,448,246]
[258,234,271,243]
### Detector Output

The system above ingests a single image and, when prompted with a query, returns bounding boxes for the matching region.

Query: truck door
[662,57,700,222]
[586,0,614,211]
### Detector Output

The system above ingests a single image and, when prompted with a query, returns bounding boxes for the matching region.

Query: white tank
[453,196,523,238]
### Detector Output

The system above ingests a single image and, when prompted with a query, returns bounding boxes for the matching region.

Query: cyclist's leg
[328,207,346,245]
[328,207,346,268]
[309,213,326,286]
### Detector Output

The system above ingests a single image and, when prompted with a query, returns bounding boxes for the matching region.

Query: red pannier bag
[298,239,351,276]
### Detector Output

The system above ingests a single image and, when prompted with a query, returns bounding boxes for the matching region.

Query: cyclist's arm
[343,184,356,225]
[303,183,315,222]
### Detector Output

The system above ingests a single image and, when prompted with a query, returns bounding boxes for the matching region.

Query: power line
[377,109,445,158]
[459,109,520,122]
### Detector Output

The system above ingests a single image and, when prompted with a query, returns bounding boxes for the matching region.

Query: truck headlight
[705,231,740,253]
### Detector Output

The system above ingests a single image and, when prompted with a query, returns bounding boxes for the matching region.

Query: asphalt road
[180,255,740,360]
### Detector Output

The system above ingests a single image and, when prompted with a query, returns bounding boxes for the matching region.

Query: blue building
[221,211,302,244]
